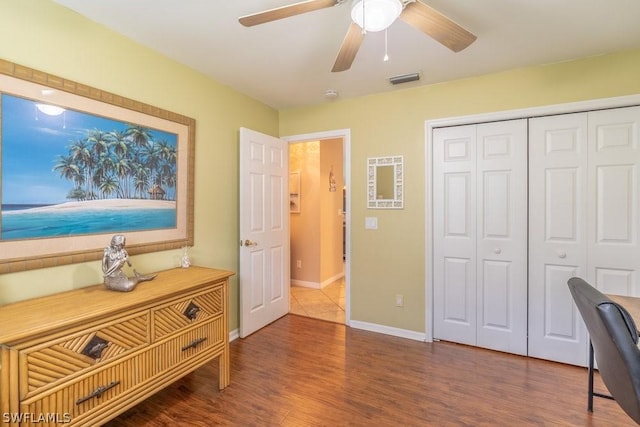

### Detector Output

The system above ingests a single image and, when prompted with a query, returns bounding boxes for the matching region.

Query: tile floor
[289,277,345,324]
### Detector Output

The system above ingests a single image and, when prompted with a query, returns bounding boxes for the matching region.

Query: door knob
[556,250,567,259]
[243,239,258,247]
[493,248,502,255]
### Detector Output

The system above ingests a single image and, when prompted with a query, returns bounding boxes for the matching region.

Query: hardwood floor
[106,315,635,426]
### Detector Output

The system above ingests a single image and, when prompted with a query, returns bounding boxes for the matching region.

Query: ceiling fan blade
[332,22,365,72]
[239,0,337,27]
[399,1,476,52]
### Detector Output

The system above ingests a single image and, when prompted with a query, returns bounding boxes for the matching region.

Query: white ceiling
[52,0,640,110]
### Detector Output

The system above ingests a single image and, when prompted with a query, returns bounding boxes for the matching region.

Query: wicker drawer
[20,351,151,427]
[151,283,224,341]
[151,316,225,375]
[19,312,149,400]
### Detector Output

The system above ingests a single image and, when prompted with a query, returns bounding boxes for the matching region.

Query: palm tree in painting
[68,138,95,200]
[55,124,177,201]
[154,139,177,200]
[53,154,83,200]
[112,156,132,198]
[125,125,152,151]
[87,129,110,158]
[99,175,119,199]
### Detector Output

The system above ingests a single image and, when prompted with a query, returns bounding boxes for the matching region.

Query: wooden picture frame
[0,60,195,274]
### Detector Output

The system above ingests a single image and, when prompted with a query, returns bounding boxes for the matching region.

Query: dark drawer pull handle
[184,302,201,321]
[182,337,207,351]
[76,380,121,405]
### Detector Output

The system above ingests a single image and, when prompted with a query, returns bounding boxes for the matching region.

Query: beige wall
[290,141,321,283]
[3,1,640,337]
[280,48,640,333]
[0,0,279,333]
[289,139,344,286]
[319,138,344,283]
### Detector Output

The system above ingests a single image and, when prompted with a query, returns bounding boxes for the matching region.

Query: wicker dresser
[0,266,233,426]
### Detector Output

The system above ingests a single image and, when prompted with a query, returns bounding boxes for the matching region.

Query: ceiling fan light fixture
[351,0,403,33]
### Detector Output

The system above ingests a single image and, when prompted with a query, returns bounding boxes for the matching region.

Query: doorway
[282,129,351,325]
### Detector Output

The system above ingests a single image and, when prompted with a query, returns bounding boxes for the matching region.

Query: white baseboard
[291,271,345,289]
[349,320,427,342]
[290,279,321,289]
[232,321,425,344]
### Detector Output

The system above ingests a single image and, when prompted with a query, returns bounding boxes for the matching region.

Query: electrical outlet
[296,260,302,269]
[395,294,404,307]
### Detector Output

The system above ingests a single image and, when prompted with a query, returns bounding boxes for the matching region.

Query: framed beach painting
[0,60,195,274]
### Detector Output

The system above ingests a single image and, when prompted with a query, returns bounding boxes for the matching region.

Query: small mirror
[367,156,403,209]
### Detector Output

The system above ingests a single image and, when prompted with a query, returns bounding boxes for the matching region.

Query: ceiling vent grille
[389,72,420,85]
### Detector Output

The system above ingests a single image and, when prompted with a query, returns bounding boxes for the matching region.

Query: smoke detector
[324,89,339,100]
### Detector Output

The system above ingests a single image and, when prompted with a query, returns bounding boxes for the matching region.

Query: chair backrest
[568,277,640,423]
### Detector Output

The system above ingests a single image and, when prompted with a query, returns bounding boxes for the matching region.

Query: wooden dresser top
[0,266,234,345]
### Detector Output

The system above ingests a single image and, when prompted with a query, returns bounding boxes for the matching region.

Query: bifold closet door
[528,113,589,366]
[529,106,640,366]
[433,124,477,346]
[433,120,527,355]
[587,106,640,297]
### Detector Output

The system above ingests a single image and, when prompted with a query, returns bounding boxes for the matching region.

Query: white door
[528,113,589,366]
[587,107,640,295]
[239,127,290,338]
[433,124,477,345]
[433,120,527,354]
[475,120,528,355]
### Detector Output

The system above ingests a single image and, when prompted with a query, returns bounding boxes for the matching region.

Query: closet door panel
[433,125,477,345]
[588,107,640,296]
[476,120,528,355]
[529,113,588,366]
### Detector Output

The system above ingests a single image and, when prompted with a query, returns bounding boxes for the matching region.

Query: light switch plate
[365,217,378,229]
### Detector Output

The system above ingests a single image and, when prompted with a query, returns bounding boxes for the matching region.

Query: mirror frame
[367,156,403,209]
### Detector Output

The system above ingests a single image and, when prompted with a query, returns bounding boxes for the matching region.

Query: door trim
[425,93,640,343]
[282,128,351,325]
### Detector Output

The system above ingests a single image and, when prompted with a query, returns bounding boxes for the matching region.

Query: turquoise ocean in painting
[2,205,176,240]
[1,92,179,241]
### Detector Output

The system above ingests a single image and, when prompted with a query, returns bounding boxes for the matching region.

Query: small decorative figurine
[102,234,156,292]
[181,246,191,268]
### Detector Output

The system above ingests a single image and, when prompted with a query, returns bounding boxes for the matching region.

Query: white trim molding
[282,128,352,325]
[350,320,427,342]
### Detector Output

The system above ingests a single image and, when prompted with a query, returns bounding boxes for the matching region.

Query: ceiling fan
[239,0,476,72]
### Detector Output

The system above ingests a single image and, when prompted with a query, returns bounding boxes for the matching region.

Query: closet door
[529,113,589,366]
[476,120,528,355]
[433,125,477,346]
[433,120,527,353]
[587,107,640,295]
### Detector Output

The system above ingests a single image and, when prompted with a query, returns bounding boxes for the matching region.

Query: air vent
[389,72,420,85]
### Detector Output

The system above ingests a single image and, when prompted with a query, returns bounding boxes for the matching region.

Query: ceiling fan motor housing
[351,0,403,32]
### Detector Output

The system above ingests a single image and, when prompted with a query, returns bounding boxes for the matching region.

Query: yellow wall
[280,49,640,332]
[3,1,640,337]
[0,0,279,333]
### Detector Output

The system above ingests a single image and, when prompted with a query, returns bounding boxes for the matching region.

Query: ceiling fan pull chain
[384,28,389,61]
[362,0,367,35]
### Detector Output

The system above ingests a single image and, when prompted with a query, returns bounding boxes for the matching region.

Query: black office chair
[567,277,640,424]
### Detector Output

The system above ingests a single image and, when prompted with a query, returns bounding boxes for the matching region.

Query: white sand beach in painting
[3,199,176,214]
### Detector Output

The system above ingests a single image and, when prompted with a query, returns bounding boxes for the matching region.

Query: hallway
[289,277,345,324]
